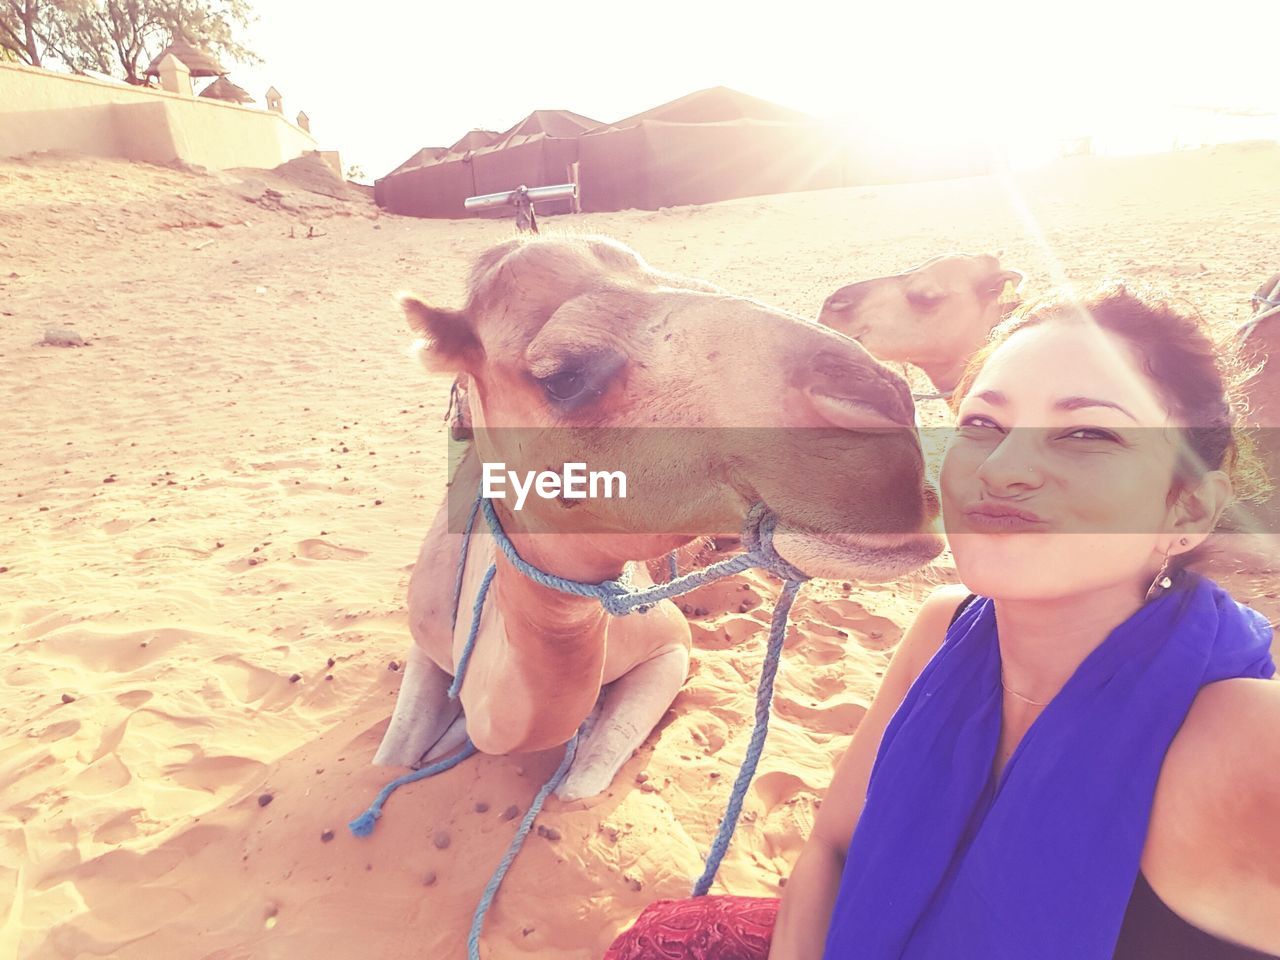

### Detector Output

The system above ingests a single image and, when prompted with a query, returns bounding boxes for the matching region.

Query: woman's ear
[1167,469,1233,552]
[399,294,484,373]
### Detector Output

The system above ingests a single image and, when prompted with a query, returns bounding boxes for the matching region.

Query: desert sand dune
[2,142,1279,959]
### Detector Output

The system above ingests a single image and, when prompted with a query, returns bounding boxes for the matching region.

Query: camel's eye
[529,346,625,411]
[538,369,588,402]
[907,289,945,309]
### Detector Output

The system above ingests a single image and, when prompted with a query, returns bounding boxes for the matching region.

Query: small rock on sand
[320,829,335,843]
[257,793,273,807]
[423,871,437,886]
[500,805,520,821]
[60,693,75,703]
[433,830,451,849]
[474,801,489,813]
[41,327,85,347]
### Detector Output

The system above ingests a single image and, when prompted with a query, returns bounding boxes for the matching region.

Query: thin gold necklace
[1000,671,1051,707]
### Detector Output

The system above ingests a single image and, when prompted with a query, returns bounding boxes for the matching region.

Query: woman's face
[940,318,1186,601]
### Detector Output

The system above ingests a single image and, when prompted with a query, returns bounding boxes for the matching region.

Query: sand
[2,142,1279,959]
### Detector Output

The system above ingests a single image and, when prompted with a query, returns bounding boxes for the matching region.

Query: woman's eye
[958,414,1001,432]
[539,370,586,402]
[1061,427,1118,442]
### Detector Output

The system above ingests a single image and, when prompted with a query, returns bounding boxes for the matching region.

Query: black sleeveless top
[944,594,1278,959]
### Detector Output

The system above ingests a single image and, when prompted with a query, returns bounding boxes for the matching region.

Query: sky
[224,0,1279,181]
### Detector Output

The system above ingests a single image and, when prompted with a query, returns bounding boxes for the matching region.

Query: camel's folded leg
[417,710,471,766]
[372,644,462,767]
[555,645,690,802]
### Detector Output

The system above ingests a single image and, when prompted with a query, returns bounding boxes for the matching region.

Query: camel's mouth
[769,520,945,582]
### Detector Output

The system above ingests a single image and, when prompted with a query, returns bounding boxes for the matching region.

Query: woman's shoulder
[1143,676,1280,952]
[1163,676,1280,799]
[893,584,976,678]
[1158,676,1280,815]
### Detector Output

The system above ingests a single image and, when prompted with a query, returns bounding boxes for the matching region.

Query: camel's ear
[982,267,1024,299]
[399,294,483,372]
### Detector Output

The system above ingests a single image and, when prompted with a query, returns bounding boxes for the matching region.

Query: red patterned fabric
[604,895,780,960]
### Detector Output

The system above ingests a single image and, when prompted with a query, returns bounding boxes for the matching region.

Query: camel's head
[818,254,1023,392]
[1238,273,1280,366]
[1237,271,1280,427]
[401,235,943,581]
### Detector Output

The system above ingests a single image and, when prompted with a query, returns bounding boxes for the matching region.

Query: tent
[375,113,602,219]
[470,110,601,216]
[577,87,845,212]
[372,131,494,217]
[387,146,449,175]
[371,86,993,219]
[144,39,226,77]
[198,75,253,103]
[375,147,448,206]
[446,129,501,155]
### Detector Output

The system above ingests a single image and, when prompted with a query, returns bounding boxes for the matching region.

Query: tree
[345,164,365,182]
[0,0,55,65]
[0,0,258,84]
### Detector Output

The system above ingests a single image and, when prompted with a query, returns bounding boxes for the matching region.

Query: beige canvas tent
[144,39,226,78]
[198,76,253,103]
[375,114,601,219]
[577,87,845,212]
[470,110,601,216]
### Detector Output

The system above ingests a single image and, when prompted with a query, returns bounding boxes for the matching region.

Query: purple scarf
[823,574,1276,959]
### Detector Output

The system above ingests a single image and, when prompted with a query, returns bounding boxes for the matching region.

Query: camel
[1237,271,1280,425]
[374,234,944,801]
[817,254,1024,396]
[1220,271,1280,556]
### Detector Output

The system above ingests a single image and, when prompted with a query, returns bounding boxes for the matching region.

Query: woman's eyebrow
[969,389,1139,422]
[1054,395,1139,421]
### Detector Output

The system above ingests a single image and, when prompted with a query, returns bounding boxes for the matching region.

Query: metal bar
[464,183,577,210]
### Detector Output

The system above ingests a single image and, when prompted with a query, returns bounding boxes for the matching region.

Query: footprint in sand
[250,458,321,471]
[772,692,867,732]
[115,689,153,709]
[164,744,266,793]
[803,598,902,653]
[296,538,368,561]
[92,807,144,844]
[750,769,816,816]
[132,545,212,561]
[683,713,729,755]
[690,614,762,651]
[69,752,132,796]
[211,655,283,704]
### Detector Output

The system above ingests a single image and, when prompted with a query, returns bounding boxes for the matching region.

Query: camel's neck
[919,297,1021,394]
[917,356,969,395]
[469,521,635,689]
[490,547,611,666]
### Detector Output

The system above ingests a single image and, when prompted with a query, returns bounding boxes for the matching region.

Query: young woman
[605,284,1280,959]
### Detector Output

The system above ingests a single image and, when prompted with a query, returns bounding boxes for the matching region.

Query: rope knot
[741,504,811,584]
[600,592,638,617]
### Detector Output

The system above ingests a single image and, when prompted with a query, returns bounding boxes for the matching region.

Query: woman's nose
[976,430,1045,491]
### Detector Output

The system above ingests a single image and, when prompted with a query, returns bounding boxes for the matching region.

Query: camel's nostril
[823,281,874,317]
[807,350,916,428]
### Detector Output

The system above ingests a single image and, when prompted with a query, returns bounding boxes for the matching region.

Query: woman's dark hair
[949,281,1267,567]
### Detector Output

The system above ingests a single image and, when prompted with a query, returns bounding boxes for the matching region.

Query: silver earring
[1145,552,1174,603]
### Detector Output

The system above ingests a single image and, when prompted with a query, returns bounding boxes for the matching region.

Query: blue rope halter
[349,491,810,959]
